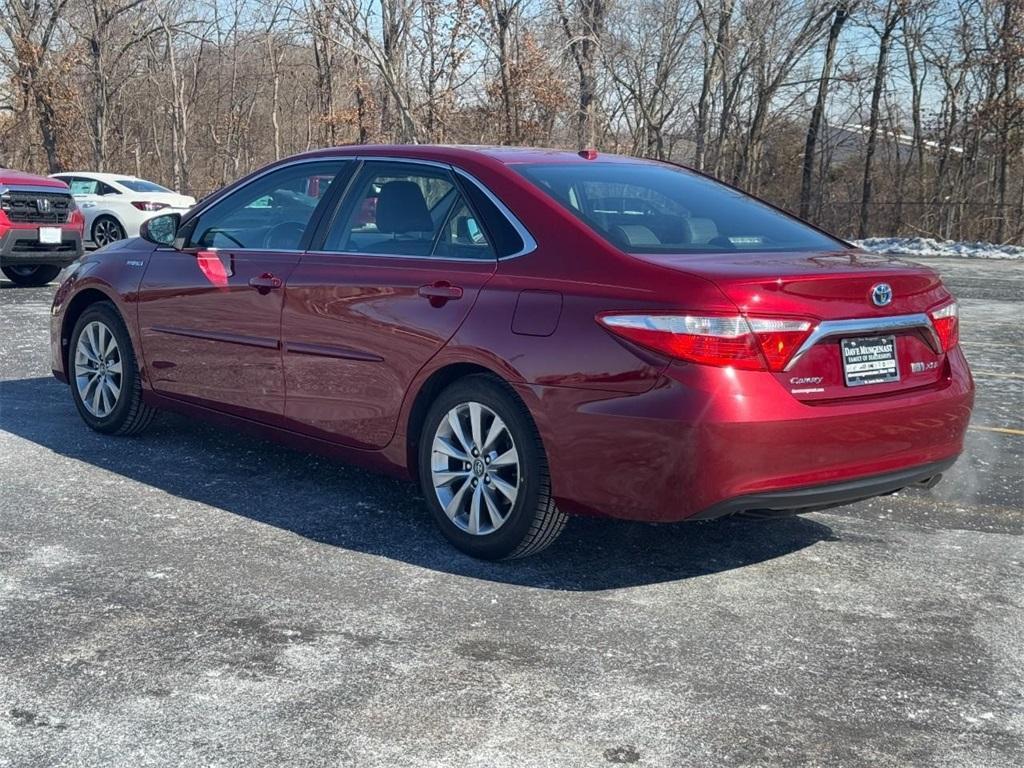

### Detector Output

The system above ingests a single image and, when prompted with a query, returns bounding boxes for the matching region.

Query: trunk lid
[140,192,196,209]
[638,249,953,400]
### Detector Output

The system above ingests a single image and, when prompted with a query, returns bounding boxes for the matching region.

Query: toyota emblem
[870,282,893,307]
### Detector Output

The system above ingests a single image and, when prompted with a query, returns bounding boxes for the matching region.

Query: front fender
[50,239,155,382]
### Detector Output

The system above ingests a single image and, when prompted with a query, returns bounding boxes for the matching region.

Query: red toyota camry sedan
[50,146,974,559]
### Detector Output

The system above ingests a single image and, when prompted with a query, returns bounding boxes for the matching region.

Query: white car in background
[49,172,195,248]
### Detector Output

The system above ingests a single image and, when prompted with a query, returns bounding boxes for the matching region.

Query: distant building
[825,124,964,164]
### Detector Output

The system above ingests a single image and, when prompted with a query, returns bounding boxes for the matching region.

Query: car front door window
[190,161,345,251]
[67,178,99,196]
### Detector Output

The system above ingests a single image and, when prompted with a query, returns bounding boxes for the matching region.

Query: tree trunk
[858,5,903,240]
[31,84,62,172]
[902,17,926,229]
[558,0,607,149]
[995,0,1017,242]
[695,0,732,172]
[800,3,848,220]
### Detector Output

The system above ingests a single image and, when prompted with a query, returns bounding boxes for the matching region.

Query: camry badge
[871,282,893,307]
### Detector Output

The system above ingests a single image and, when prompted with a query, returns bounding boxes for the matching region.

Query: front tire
[69,302,155,435]
[2,264,61,287]
[418,375,567,560]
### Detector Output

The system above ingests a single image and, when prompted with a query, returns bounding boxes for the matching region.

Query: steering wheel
[263,221,305,250]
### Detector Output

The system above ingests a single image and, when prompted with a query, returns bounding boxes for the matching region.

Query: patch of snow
[853,237,1024,260]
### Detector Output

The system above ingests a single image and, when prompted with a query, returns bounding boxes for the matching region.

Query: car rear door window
[323,163,495,260]
[115,179,173,193]
[188,161,346,251]
[458,175,526,258]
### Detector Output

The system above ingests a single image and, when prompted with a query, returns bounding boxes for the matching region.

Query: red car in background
[49,146,973,559]
[1,169,84,286]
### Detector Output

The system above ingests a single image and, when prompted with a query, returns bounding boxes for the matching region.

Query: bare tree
[731,0,834,190]
[0,0,1019,242]
[694,0,733,172]
[73,1,161,170]
[992,0,1022,241]
[858,0,906,239]
[556,0,607,149]
[331,0,419,142]
[411,0,479,142]
[604,0,700,159]
[478,0,528,143]
[0,0,73,170]
[800,2,852,219]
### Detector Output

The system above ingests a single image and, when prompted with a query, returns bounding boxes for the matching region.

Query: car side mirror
[140,213,181,246]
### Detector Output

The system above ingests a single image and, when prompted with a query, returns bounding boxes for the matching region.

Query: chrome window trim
[306,156,511,263]
[153,247,307,255]
[451,168,537,260]
[784,313,941,371]
[159,153,536,262]
[306,157,537,262]
[343,156,451,169]
[302,250,500,264]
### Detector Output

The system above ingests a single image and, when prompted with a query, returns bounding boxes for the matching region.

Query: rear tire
[69,302,156,435]
[2,264,61,287]
[418,375,567,560]
[92,216,125,248]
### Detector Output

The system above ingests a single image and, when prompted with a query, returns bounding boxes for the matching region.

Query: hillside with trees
[1,0,1021,242]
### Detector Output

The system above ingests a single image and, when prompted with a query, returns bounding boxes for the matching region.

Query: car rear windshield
[116,179,172,193]
[514,162,843,253]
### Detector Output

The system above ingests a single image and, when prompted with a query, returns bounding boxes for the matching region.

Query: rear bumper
[520,347,973,522]
[0,226,83,266]
[689,457,955,520]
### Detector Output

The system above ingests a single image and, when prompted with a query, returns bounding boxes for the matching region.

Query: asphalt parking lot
[1,256,1022,767]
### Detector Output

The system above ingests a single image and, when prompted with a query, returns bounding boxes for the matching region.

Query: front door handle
[418,282,463,306]
[249,273,283,295]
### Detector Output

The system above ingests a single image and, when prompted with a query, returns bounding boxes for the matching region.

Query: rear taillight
[131,201,168,211]
[597,313,813,372]
[930,301,959,352]
[746,318,814,371]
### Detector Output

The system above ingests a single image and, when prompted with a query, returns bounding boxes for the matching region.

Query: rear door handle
[418,282,463,305]
[249,273,283,294]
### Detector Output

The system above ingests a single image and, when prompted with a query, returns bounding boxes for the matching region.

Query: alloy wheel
[430,401,521,536]
[93,218,124,247]
[74,320,123,418]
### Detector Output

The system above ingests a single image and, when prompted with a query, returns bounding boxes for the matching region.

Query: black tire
[92,215,125,247]
[418,375,567,560]
[2,264,61,287]
[69,302,156,435]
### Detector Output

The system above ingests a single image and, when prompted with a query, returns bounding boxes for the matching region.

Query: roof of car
[291,144,650,167]
[50,171,141,183]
